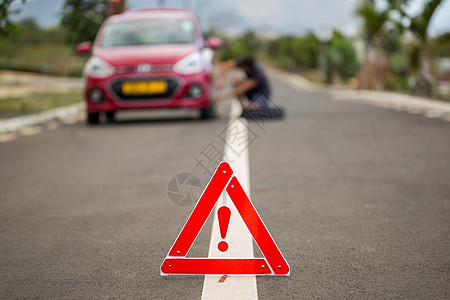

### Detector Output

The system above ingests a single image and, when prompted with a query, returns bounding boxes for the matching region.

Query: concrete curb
[274,69,450,122]
[0,102,85,134]
[329,90,450,121]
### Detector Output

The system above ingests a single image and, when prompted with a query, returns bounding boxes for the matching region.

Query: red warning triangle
[160,162,290,276]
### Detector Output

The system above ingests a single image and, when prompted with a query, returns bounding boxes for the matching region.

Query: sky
[9,0,450,37]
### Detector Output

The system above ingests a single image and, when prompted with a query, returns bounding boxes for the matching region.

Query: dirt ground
[0,71,82,98]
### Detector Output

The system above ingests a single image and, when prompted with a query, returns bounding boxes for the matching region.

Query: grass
[0,91,82,119]
[0,23,88,78]
[0,45,87,78]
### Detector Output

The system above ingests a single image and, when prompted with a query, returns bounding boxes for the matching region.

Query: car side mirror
[76,42,92,55]
[205,37,223,50]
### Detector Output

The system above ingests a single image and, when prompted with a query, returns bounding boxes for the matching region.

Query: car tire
[105,111,116,123]
[200,105,217,120]
[87,112,100,125]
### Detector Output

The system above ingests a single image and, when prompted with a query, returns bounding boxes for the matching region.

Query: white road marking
[201,99,258,300]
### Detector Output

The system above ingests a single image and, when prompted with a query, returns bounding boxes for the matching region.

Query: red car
[76,8,222,124]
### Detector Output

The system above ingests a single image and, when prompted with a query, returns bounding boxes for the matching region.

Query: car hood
[93,44,200,66]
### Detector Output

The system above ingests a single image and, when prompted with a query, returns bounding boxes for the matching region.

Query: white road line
[201,100,258,300]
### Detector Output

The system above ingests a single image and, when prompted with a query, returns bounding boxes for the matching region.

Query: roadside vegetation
[0,18,87,77]
[0,91,82,119]
[216,0,449,100]
[0,0,449,102]
[0,0,116,77]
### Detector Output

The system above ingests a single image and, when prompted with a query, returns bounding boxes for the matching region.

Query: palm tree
[409,0,443,98]
[356,1,390,90]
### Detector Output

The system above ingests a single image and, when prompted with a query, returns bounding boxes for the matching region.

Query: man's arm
[214,59,257,106]
[217,59,237,91]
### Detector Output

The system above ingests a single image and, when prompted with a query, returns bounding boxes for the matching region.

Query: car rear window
[100,18,195,47]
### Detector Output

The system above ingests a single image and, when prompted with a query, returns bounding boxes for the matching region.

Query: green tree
[0,0,26,37]
[60,0,109,44]
[218,31,264,62]
[328,32,359,82]
[430,32,450,57]
[409,0,443,98]
[267,35,319,72]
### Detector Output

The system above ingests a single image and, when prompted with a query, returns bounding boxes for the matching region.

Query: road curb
[273,69,450,122]
[0,102,85,134]
[329,90,450,121]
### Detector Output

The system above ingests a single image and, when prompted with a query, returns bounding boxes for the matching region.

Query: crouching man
[215,56,271,109]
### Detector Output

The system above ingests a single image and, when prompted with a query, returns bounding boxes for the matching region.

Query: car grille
[111,78,178,101]
[115,64,173,74]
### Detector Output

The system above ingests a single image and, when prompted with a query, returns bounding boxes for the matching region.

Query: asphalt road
[1,73,449,299]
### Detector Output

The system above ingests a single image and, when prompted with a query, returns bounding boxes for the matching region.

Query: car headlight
[201,48,213,72]
[173,52,203,75]
[84,56,115,78]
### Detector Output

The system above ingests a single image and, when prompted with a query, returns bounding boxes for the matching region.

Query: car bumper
[84,72,212,113]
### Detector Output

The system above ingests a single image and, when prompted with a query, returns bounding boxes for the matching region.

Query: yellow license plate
[122,81,167,95]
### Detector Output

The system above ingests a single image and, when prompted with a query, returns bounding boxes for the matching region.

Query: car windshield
[100,18,195,47]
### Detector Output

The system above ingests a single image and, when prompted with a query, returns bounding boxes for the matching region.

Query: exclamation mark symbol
[217,206,231,252]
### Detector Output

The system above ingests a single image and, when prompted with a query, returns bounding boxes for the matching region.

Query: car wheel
[105,111,116,123]
[200,105,217,120]
[87,112,100,125]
